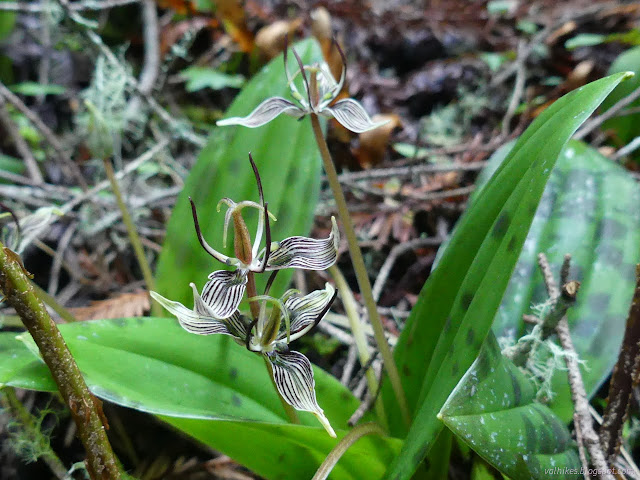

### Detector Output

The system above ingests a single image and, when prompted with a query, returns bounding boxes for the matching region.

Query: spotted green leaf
[475,140,640,421]
[439,333,580,480]
[382,73,631,480]
[155,38,325,307]
[0,317,398,479]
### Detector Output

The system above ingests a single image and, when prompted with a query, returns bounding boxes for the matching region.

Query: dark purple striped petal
[267,350,335,437]
[325,98,389,133]
[201,270,248,319]
[217,97,305,128]
[150,291,235,337]
[279,283,336,342]
[264,217,339,271]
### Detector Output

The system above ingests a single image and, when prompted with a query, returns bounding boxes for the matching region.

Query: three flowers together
[153,39,384,437]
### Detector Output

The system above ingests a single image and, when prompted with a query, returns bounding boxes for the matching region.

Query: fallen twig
[540,253,613,479]
[0,82,88,190]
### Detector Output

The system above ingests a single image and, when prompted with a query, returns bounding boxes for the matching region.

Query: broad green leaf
[601,46,640,147]
[0,318,400,479]
[382,73,630,480]
[162,417,402,480]
[440,333,580,480]
[0,332,55,390]
[476,140,640,421]
[5,318,355,424]
[155,38,324,307]
[181,67,245,92]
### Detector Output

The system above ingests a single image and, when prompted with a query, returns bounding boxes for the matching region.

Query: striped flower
[184,196,339,319]
[151,283,337,436]
[150,155,340,436]
[217,39,387,133]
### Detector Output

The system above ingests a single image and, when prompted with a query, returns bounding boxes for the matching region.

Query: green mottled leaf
[440,333,580,480]
[0,317,399,479]
[382,73,630,480]
[155,38,324,307]
[475,140,640,421]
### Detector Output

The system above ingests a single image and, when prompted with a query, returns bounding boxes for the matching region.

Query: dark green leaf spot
[492,212,510,238]
[465,329,475,346]
[461,292,474,311]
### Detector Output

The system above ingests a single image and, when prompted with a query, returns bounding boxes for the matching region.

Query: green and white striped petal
[150,290,236,337]
[280,283,336,342]
[217,97,305,128]
[267,350,335,437]
[265,217,339,271]
[200,270,248,319]
[325,98,389,133]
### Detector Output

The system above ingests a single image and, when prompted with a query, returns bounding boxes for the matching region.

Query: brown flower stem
[262,356,299,424]
[245,271,261,320]
[310,113,410,427]
[248,271,297,424]
[102,157,161,318]
[0,243,121,480]
[311,422,385,480]
[1,387,68,480]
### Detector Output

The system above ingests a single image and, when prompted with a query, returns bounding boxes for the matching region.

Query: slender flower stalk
[310,113,410,427]
[311,422,386,480]
[103,157,161,317]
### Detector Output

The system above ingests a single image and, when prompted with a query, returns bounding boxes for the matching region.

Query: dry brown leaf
[255,19,303,60]
[70,291,150,321]
[353,113,403,168]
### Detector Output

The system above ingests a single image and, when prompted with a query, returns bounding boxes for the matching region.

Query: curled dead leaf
[353,114,403,168]
[70,291,150,321]
[255,19,303,60]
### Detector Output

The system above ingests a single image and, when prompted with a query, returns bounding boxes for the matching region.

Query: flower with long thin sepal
[150,154,340,436]
[217,38,387,133]
[179,155,339,320]
[150,282,338,436]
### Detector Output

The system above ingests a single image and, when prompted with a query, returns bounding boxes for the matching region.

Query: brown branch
[536,253,613,479]
[0,243,121,480]
[600,265,640,465]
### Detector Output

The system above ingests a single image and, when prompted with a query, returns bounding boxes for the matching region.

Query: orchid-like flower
[217,39,387,133]
[150,155,340,436]
[151,283,337,436]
